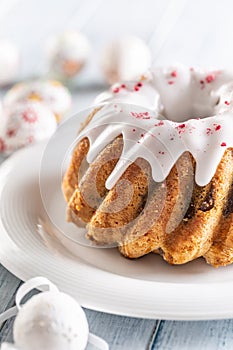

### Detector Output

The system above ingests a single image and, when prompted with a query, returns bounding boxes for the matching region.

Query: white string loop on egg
[15,276,59,310]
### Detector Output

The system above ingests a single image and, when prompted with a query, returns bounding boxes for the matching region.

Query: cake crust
[62,66,233,267]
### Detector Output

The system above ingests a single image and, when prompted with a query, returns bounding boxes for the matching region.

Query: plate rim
[1,143,233,320]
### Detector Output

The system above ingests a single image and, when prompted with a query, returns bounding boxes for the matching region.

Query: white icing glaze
[77,66,233,188]
[3,80,72,119]
[95,80,162,112]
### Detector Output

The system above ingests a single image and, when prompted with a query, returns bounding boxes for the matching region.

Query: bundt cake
[62,65,233,267]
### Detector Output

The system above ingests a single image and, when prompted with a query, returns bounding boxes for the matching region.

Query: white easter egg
[0,40,19,86]
[101,36,152,84]
[13,291,89,350]
[3,80,72,122]
[0,101,57,154]
[46,31,91,79]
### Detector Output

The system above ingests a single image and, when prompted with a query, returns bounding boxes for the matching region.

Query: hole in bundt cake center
[162,104,216,122]
[159,93,220,123]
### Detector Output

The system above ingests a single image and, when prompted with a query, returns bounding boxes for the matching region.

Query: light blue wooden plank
[85,309,160,350]
[0,265,21,343]
[152,320,233,350]
[0,318,15,343]
[0,265,21,317]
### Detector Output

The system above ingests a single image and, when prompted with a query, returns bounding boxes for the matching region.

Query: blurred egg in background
[1,0,233,156]
[45,31,91,81]
[101,36,151,84]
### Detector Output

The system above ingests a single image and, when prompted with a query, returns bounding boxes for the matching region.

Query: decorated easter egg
[3,80,72,122]
[0,102,57,154]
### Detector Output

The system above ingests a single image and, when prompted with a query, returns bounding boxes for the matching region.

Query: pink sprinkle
[168,80,174,85]
[205,74,215,83]
[171,70,177,77]
[190,67,194,71]
[155,120,164,127]
[121,84,126,88]
[131,112,151,119]
[6,129,16,137]
[206,127,212,135]
[200,80,205,89]
[215,125,221,131]
[175,123,186,134]
[179,124,186,128]
[27,135,34,144]
[221,142,227,147]
[132,128,136,132]
[0,138,6,152]
[113,87,120,93]
[137,82,143,87]
[134,86,139,91]
[225,101,230,105]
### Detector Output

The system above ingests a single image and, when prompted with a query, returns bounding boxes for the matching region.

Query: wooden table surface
[1,0,233,348]
[2,263,233,350]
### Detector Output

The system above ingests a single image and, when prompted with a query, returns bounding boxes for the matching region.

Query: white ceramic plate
[1,111,233,320]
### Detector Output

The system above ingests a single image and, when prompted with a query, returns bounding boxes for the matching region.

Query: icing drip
[78,66,233,189]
